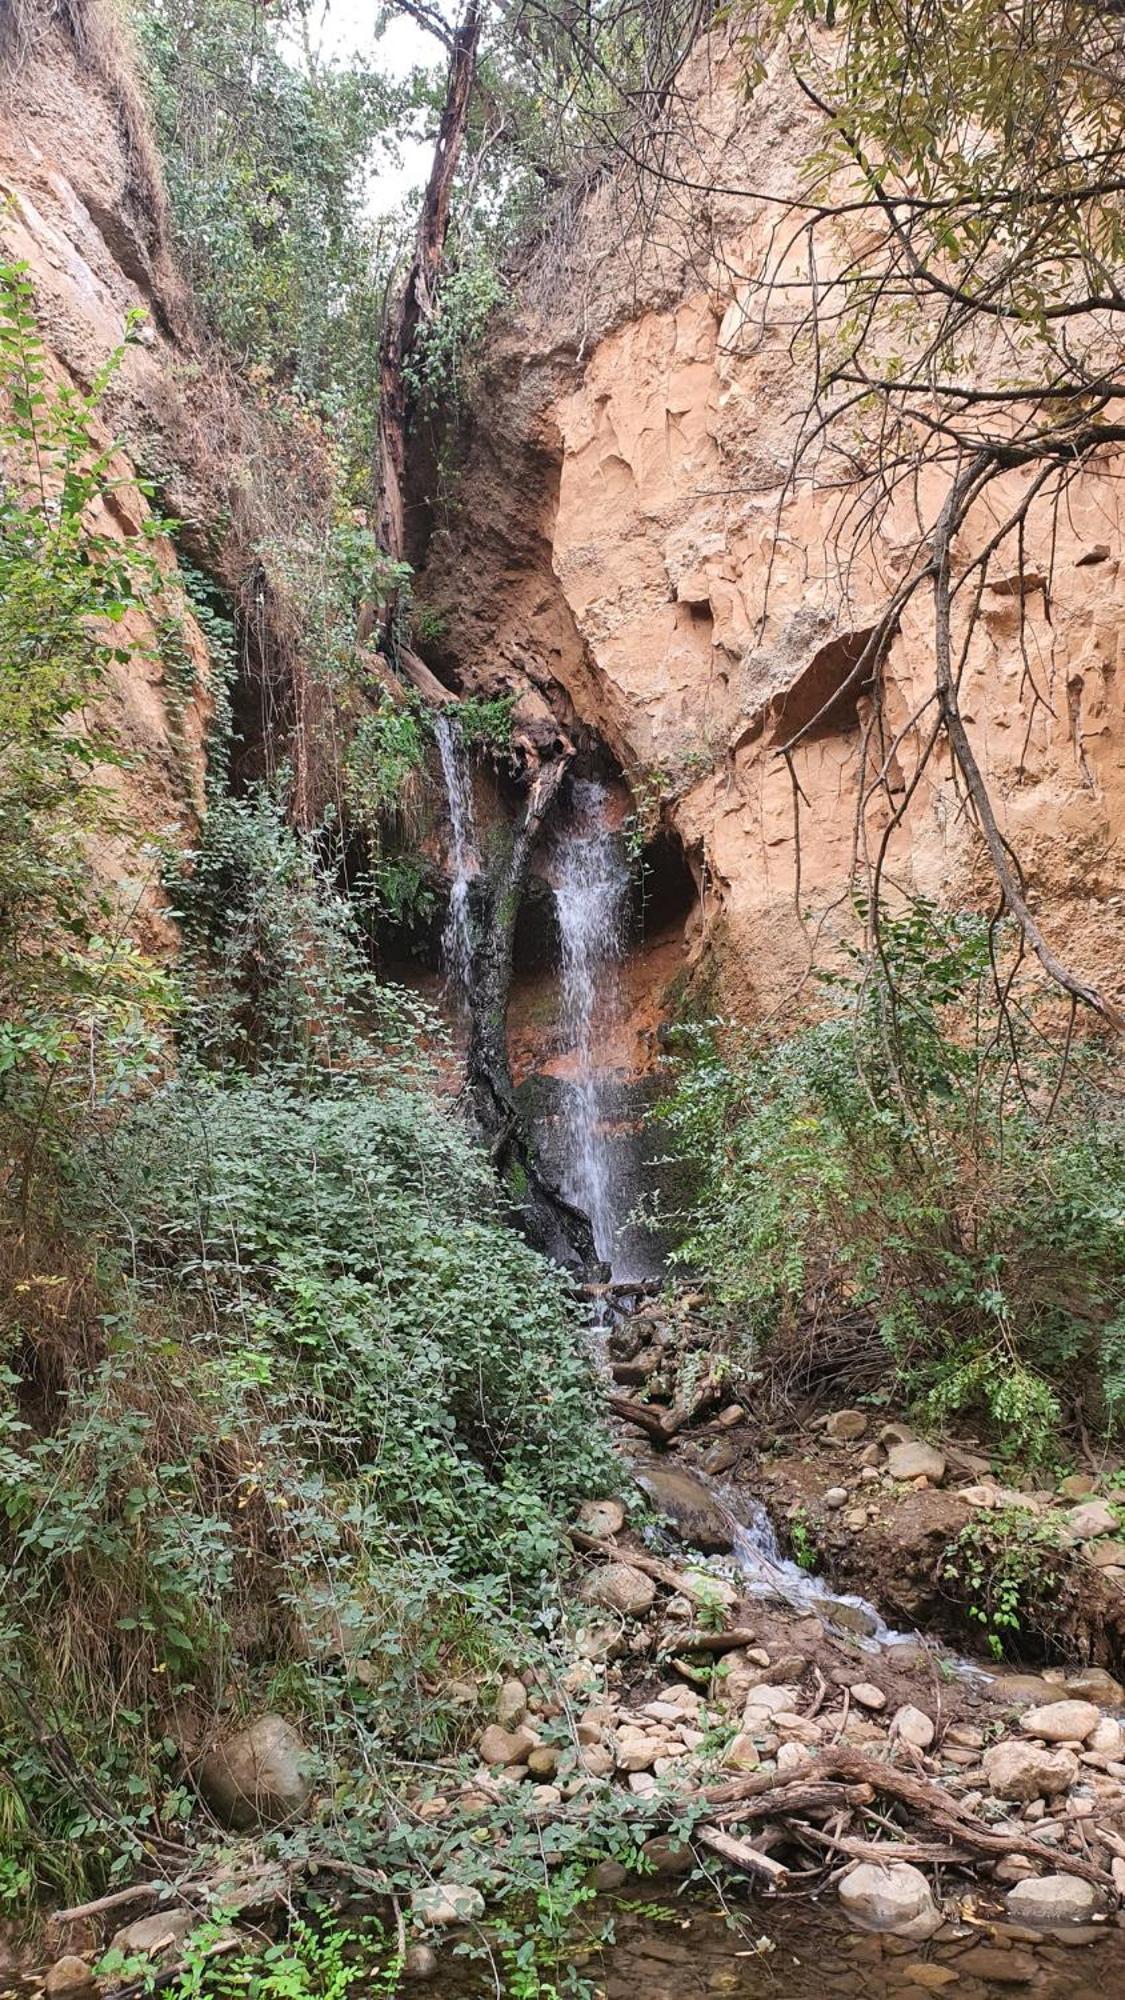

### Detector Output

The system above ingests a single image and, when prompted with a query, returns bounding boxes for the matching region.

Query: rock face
[634,1465,734,1552]
[197,1715,312,1830]
[422,32,1125,1033]
[837,1861,941,1940]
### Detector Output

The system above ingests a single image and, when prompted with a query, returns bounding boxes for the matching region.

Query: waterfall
[554,778,630,1265]
[434,713,478,1003]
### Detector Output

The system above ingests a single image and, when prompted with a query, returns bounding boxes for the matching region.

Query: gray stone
[110,1912,194,1959]
[982,1740,1078,1801]
[634,1465,734,1552]
[886,1441,946,1485]
[1085,1538,1125,1567]
[197,1715,312,1830]
[1004,1873,1101,1926]
[580,1562,656,1618]
[640,1837,694,1876]
[592,1861,629,1891]
[824,1486,848,1508]
[825,1409,868,1442]
[411,1884,485,1927]
[1020,1700,1100,1745]
[837,1860,941,1939]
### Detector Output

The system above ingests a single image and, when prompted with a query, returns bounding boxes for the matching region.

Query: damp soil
[430,1894,1125,1997]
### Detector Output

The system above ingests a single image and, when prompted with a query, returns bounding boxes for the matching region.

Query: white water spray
[434,713,479,1003]
[554,779,630,1265]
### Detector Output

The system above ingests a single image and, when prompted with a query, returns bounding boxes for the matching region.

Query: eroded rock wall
[425,31,1125,1024]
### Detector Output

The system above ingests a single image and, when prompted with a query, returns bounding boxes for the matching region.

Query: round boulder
[1004,1874,1101,1927]
[1020,1699,1100,1745]
[825,1410,868,1442]
[982,1739,1078,1801]
[838,1861,941,1940]
[886,1441,946,1485]
[45,1960,96,2000]
[634,1466,734,1553]
[891,1704,935,1751]
[197,1715,312,1830]
[580,1562,656,1618]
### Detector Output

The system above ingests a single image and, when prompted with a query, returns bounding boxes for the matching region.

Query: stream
[430,738,1125,1997]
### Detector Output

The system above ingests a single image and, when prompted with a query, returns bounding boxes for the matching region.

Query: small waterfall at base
[434,713,479,1004]
[553,778,630,1267]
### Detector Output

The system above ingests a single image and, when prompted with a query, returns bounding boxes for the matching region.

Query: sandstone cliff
[422,29,1125,1027]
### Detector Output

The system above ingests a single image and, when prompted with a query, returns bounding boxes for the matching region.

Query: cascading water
[434,713,479,1004]
[553,778,630,1266]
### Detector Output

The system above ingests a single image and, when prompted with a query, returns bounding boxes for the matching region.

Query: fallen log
[660,1628,764,1655]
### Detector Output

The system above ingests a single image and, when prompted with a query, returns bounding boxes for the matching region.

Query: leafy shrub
[939,1511,1071,1661]
[661,902,1125,1460]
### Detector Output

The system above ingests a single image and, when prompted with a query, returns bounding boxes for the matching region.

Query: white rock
[1066,1500,1118,1540]
[743,1683,800,1717]
[777,1741,812,1775]
[824,1487,848,1508]
[892,1704,935,1750]
[1020,1700,1100,1745]
[1088,1717,1125,1758]
[721,1733,760,1772]
[1004,1874,1101,1926]
[615,1726,660,1772]
[837,1861,941,1940]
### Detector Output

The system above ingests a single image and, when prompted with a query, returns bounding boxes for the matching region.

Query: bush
[661,901,1125,1460]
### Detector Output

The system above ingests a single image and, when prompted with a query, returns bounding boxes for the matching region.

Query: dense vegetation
[0,264,612,1923]
[663,905,1125,1462]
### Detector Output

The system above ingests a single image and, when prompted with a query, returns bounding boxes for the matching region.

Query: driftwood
[661,1627,765,1655]
[696,1826,788,1886]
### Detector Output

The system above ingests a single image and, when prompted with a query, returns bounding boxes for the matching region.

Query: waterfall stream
[434,713,479,1003]
[553,779,630,1267]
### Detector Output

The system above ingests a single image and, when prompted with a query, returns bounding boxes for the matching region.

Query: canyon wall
[425,31,1125,1026]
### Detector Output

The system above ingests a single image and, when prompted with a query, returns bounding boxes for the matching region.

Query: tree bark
[375,0,482,572]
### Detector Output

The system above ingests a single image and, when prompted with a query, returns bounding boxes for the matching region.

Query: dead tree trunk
[467,756,597,1269]
[375,0,481,576]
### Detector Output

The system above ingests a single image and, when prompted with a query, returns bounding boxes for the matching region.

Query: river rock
[1087,1716,1125,1757]
[479,1723,538,1766]
[983,1740,1078,1800]
[1086,1538,1125,1567]
[640,1837,694,1876]
[892,1704,935,1749]
[744,1683,800,1717]
[1058,1474,1096,1500]
[1066,1499,1118,1540]
[634,1465,734,1553]
[197,1715,312,1830]
[110,1912,194,1958]
[1066,1667,1125,1705]
[1020,1700,1100,1745]
[850,1683,887,1712]
[1004,1873,1101,1925]
[721,1732,760,1771]
[45,1960,96,1999]
[580,1562,656,1617]
[824,1486,848,1508]
[495,1678,528,1728]
[411,1884,485,1928]
[886,1441,946,1485]
[837,1860,941,1939]
[577,1498,626,1540]
[615,1725,661,1771]
[777,1740,813,1774]
[825,1409,868,1442]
